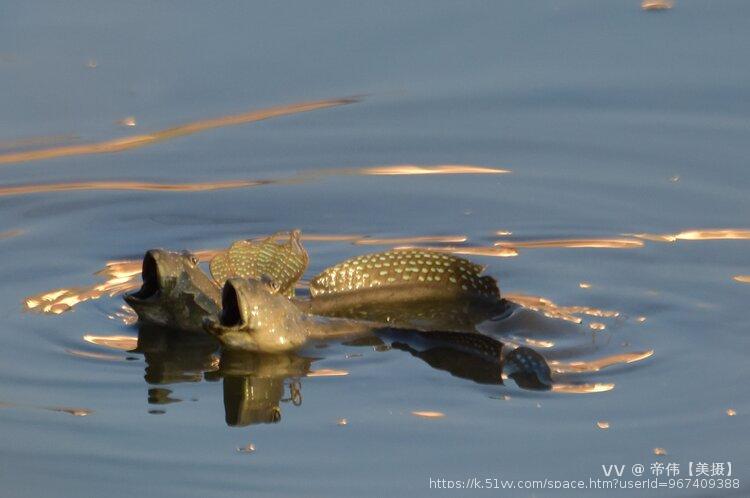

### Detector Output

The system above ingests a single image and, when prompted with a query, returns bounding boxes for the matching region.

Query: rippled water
[1,2,749,497]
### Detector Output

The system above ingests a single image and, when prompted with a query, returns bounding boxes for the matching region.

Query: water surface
[1,1,749,497]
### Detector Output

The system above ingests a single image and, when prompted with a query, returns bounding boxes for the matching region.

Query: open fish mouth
[219,280,244,328]
[204,279,249,335]
[124,250,161,303]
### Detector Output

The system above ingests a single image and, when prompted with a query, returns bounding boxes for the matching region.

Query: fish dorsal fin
[210,231,309,297]
[310,249,499,300]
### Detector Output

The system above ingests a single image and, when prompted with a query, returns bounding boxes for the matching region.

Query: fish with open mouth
[124,231,309,332]
[124,249,221,333]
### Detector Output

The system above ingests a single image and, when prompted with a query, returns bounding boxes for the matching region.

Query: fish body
[124,249,221,333]
[304,249,506,331]
[203,278,371,353]
[210,230,308,297]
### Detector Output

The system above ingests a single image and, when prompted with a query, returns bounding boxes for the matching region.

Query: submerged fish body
[384,329,552,389]
[210,230,308,297]
[124,249,221,333]
[305,248,506,331]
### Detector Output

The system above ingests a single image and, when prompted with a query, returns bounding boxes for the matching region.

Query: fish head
[203,277,306,352]
[124,249,192,323]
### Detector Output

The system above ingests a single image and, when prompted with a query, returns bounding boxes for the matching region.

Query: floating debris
[579,282,592,289]
[411,411,445,419]
[669,174,680,182]
[726,409,736,417]
[635,316,647,323]
[337,418,348,426]
[589,322,606,331]
[641,0,673,11]
[596,421,610,430]
[653,447,667,456]
[237,443,256,453]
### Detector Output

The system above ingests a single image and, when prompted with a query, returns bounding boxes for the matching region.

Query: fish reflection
[220,351,311,426]
[134,325,310,426]
[378,329,552,390]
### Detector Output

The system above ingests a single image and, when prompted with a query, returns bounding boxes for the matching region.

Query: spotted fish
[210,230,308,297]
[304,249,503,329]
[310,249,499,300]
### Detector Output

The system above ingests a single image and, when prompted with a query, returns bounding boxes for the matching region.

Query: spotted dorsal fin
[209,230,309,297]
[310,248,499,300]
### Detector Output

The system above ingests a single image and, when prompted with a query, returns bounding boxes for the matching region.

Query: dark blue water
[1,1,748,496]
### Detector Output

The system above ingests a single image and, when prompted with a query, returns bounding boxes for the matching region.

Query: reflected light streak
[411,411,445,418]
[354,235,467,246]
[495,238,644,249]
[630,229,750,243]
[0,179,266,197]
[397,245,518,258]
[307,369,349,377]
[0,229,23,240]
[504,292,620,324]
[549,350,654,374]
[733,275,750,284]
[360,165,510,175]
[83,335,138,351]
[552,383,615,393]
[0,97,360,165]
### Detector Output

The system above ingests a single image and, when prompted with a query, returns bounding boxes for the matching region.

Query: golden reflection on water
[0,179,267,197]
[549,350,654,374]
[354,235,467,246]
[496,238,644,249]
[0,229,23,240]
[398,245,519,258]
[641,0,674,11]
[0,97,360,165]
[360,165,510,175]
[551,383,615,394]
[0,401,93,417]
[411,411,445,418]
[504,292,620,324]
[83,334,138,351]
[733,275,750,284]
[307,369,349,377]
[631,229,750,243]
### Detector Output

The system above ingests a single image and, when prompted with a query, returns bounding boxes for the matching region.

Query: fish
[203,278,372,353]
[303,248,508,330]
[210,230,308,297]
[124,249,222,333]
